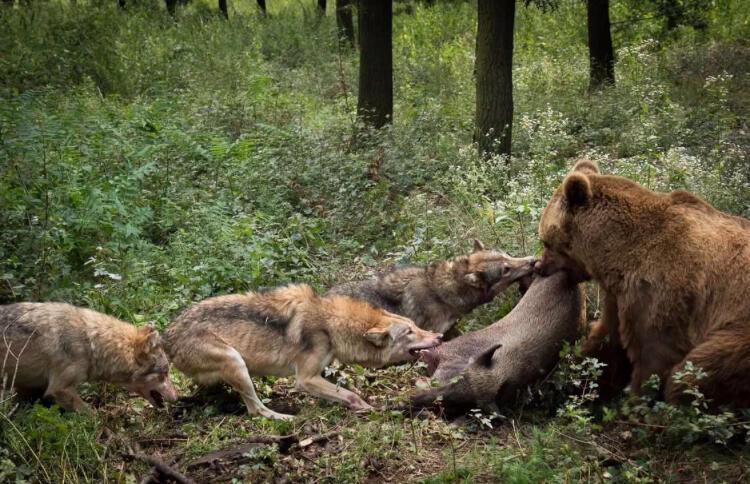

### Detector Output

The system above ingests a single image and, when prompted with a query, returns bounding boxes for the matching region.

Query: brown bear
[536,159,750,407]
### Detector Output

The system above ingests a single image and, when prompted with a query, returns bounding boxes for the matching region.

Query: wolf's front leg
[296,375,372,411]
[294,350,372,411]
[45,368,90,412]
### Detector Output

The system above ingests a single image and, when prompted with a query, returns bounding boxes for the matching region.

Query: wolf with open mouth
[165,283,442,420]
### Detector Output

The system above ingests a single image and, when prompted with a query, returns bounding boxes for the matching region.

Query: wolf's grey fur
[329,240,536,335]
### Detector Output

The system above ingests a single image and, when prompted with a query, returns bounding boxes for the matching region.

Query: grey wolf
[164,283,442,420]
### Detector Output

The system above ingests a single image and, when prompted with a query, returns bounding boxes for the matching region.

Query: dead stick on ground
[296,431,340,449]
[126,452,196,484]
[188,431,341,469]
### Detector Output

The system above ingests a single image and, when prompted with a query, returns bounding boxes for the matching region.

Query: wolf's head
[126,325,179,408]
[363,313,443,365]
[462,240,537,298]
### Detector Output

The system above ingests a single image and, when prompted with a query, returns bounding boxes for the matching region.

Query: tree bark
[336,0,355,45]
[257,0,266,14]
[475,0,515,158]
[357,0,393,128]
[317,0,326,14]
[218,0,228,18]
[587,0,615,90]
[659,0,683,30]
[165,0,177,15]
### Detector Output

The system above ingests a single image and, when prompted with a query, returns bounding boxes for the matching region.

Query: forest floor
[2,0,750,481]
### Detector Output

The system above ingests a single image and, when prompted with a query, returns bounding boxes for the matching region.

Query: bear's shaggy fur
[537,159,750,407]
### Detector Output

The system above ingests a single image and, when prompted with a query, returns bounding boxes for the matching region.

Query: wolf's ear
[572,159,600,175]
[563,172,592,209]
[388,321,411,340]
[464,273,483,288]
[473,239,486,253]
[364,327,389,347]
[139,324,162,353]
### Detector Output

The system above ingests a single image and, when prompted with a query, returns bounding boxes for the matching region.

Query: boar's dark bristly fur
[410,271,585,410]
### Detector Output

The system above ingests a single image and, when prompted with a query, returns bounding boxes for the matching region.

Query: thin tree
[336,0,355,45]
[165,0,177,15]
[587,0,615,89]
[475,0,516,158]
[219,0,228,18]
[357,0,393,128]
[318,0,326,14]
[257,0,266,14]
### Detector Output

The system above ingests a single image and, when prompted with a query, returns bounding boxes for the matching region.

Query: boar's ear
[563,172,592,209]
[364,327,389,347]
[464,273,483,288]
[473,239,486,253]
[572,159,600,175]
[472,343,502,369]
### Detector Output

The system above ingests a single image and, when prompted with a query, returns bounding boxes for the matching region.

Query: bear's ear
[472,239,486,253]
[563,172,592,208]
[572,159,600,175]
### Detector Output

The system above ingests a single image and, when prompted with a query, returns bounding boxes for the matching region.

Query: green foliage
[0,0,749,481]
[0,405,103,483]
[619,366,750,446]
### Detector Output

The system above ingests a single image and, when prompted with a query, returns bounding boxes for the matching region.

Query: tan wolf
[164,283,442,420]
[0,303,178,412]
[328,240,537,334]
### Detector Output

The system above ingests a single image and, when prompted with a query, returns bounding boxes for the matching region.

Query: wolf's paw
[259,409,295,421]
[349,399,374,413]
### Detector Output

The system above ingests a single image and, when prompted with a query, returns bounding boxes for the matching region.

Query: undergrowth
[1,0,749,481]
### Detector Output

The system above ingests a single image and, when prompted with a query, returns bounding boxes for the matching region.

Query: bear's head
[536,159,600,282]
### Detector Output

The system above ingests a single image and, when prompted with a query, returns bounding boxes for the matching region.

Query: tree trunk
[475,0,515,158]
[317,0,326,14]
[659,0,683,30]
[165,0,177,15]
[257,0,266,14]
[357,0,393,128]
[336,0,355,45]
[587,0,615,90]
[218,0,228,18]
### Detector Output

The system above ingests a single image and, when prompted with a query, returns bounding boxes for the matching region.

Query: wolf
[410,271,585,410]
[327,240,537,335]
[0,303,178,412]
[164,283,442,420]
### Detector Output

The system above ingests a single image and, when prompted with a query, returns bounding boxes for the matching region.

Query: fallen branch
[188,435,296,469]
[297,430,340,448]
[187,432,340,469]
[125,452,196,484]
